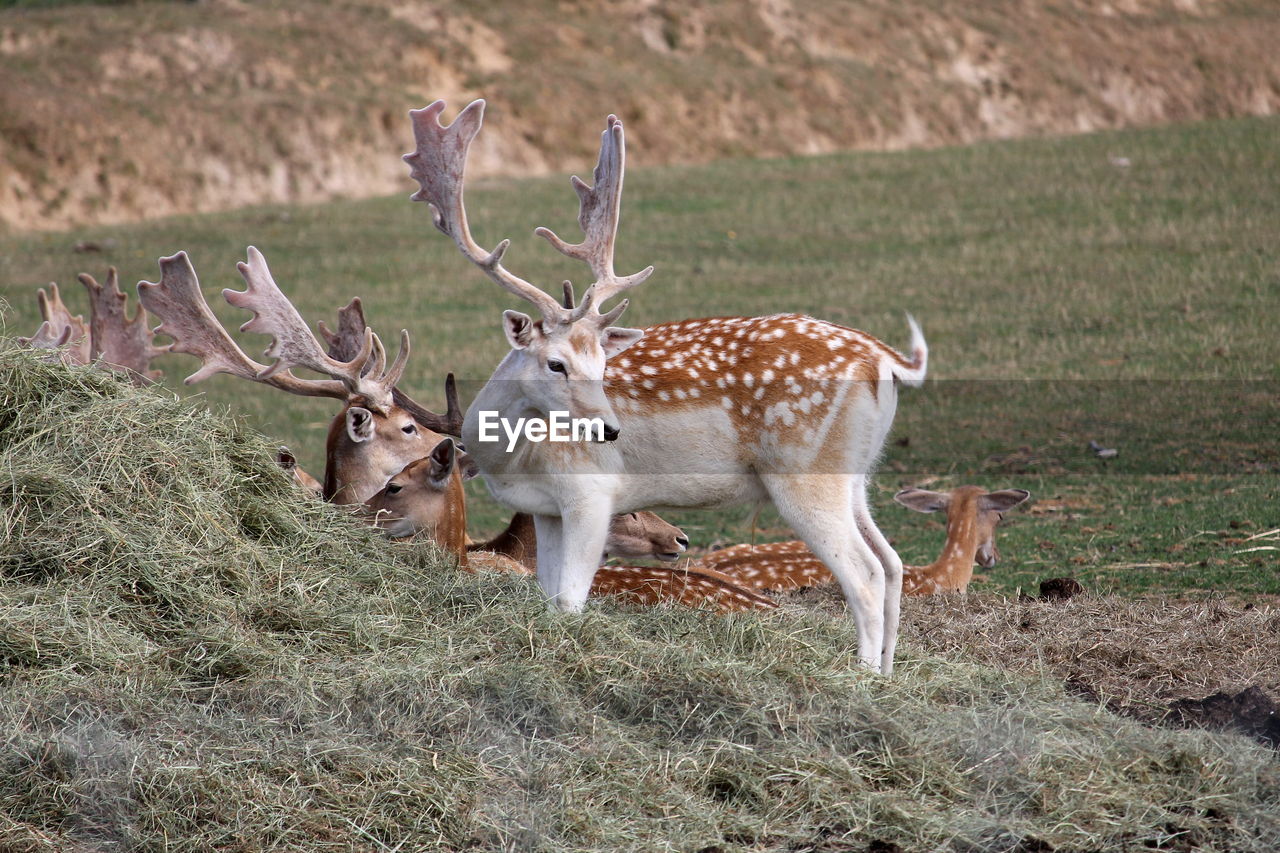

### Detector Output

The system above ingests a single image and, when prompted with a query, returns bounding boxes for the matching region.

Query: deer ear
[503,310,536,349]
[456,448,481,481]
[601,326,644,359]
[894,488,949,513]
[980,489,1031,512]
[346,407,375,443]
[276,446,298,471]
[427,437,457,487]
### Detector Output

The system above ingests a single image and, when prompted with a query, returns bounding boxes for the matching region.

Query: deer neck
[904,504,982,593]
[436,473,470,565]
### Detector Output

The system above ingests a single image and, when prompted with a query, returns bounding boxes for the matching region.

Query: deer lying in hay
[405,100,923,671]
[366,445,777,614]
[698,486,1031,595]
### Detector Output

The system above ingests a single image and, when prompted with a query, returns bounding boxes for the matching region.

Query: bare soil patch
[782,581,1280,747]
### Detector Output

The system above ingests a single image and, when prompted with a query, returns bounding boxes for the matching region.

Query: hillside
[2,0,1279,230]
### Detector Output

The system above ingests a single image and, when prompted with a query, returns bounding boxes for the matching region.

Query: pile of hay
[2,347,1278,852]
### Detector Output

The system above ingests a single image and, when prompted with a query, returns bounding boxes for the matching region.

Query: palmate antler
[404,99,652,328]
[79,267,166,384]
[17,283,92,365]
[137,249,462,435]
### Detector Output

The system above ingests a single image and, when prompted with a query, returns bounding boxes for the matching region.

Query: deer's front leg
[536,498,613,612]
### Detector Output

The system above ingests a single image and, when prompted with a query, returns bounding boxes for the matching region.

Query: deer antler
[79,267,165,385]
[16,321,75,362]
[534,114,654,326]
[404,99,587,325]
[225,246,411,410]
[319,296,464,436]
[138,251,357,402]
[30,283,91,364]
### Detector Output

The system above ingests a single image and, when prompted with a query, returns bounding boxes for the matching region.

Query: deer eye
[386,484,403,495]
[547,359,567,375]
[401,423,417,435]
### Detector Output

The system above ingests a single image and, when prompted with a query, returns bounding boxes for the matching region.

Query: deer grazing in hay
[405,100,924,672]
[136,249,463,504]
[276,446,324,498]
[366,443,777,613]
[18,268,165,384]
[700,486,1031,595]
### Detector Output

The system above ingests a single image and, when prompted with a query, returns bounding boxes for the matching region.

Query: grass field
[2,112,1275,598]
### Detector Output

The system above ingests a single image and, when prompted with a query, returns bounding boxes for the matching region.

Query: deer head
[894,486,1031,569]
[363,437,469,560]
[276,446,323,498]
[405,99,650,440]
[604,512,690,562]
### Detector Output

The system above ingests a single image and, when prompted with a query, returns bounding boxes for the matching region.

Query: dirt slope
[2,0,1278,231]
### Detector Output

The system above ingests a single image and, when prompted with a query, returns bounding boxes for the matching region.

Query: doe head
[895,486,1031,568]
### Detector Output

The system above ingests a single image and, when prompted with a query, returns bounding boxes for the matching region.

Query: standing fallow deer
[18,269,165,384]
[700,486,1031,595]
[365,445,776,614]
[136,249,463,504]
[404,100,925,673]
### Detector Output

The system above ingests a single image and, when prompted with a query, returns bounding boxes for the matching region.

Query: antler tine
[137,251,350,401]
[404,99,565,322]
[35,283,91,364]
[534,114,654,323]
[366,331,389,380]
[380,329,411,389]
[227,246,397,413]
[392,372,465,437]
[79,267,165,385]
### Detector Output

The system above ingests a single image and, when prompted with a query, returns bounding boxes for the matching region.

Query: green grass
[1,115,1276,598]
[2,350,1278,850]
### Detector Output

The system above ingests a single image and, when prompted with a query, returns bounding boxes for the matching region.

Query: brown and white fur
[701,486,1030,595]
[365,448,775,613]
[406,100,923,672]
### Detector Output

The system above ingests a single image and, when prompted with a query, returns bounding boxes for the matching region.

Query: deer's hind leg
[851,478,904,676]
[762,473,885,673]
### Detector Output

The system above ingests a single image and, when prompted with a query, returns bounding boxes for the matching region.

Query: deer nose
[675,536,689,550]
[602,424,620,442]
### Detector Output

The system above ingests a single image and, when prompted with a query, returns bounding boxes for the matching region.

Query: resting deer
[700,486,1031,595]
[136,250,463,504]
[276,446,324,498]
[404,100,924,673]
[366,447,775,613]
[18,268,165,384]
